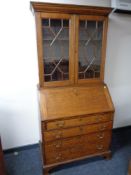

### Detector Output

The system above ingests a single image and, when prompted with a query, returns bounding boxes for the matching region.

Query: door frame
[35,12,75,87]
[74,15,108,84]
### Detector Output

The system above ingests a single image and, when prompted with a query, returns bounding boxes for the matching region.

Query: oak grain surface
[40,85,114,121]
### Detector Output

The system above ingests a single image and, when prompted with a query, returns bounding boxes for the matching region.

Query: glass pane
[78,20,103,79]
[42,19,69,82]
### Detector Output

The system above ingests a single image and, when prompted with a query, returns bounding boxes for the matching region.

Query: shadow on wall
[105,12,131,128]
[0,108,17,149]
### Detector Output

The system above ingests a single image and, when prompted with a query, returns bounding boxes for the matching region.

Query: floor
[4,127,131,175]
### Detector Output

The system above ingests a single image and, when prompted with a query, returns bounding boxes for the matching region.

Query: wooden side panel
[35,13,44,87]
[100,18,108,81]
[74,15,79,84]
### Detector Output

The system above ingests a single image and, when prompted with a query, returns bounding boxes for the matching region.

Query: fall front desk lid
[39,85,114,121]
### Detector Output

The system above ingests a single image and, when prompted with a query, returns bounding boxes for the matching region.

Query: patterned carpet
[4,127,131,175]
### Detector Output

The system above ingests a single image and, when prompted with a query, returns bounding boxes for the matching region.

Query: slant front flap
[39,85,114,121]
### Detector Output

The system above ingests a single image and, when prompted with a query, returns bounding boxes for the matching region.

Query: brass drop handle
[79,126,84,132]
[56,153,62,160]
[55,132,62,139]
[56,156,61,160]
[55,144,61,148]
[96,117,102,122]
[79,117,83,121]
[56,121,65,128]
[56,135,61,139]
[97,133,104,139]
[97,145,104,150]
[99,125,106,131]
[54,141,62,148]
[77,135,83,140]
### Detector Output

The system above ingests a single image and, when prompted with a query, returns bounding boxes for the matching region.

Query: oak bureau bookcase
[30,2,115,174]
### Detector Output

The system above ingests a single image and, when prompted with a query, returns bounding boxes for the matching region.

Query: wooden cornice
[30,2,113,16]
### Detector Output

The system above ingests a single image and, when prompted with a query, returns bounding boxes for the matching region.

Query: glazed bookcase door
[75,16,108,84]
[37,13,74,87]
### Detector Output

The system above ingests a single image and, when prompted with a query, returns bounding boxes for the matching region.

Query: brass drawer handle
[55,132,63,139]
[97,133,105,139]
[55,134,62,139]
[97,145,104,150]
[96,117,102,122]
[70,146,82,153]
[56,121,65,128]
[79,126,84,132]
[55,144,61,148]
[99,125,106,131]
[79,117,83,121]
[77,135,83,140]
[56,156,61,160]
[55,153,62,160]
[54,142,62,148]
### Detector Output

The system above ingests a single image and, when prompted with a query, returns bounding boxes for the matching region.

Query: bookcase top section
[30,2,113,16]
[39,85,114,121]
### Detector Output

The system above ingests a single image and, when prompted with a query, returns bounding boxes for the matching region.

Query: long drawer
[44,113,113,130]
[44,131,111,152]
[43,121,113,142]
[45,138,110,165]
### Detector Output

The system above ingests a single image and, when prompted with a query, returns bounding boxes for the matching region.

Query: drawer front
[44,121,113,142]
[45,131,111,152]
[45,139,110,165]
[45,113,113,130]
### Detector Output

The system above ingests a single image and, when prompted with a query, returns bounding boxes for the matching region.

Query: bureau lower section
[44,131,111,164]
[42,112,113,169]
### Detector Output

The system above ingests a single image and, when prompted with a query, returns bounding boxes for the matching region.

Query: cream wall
[105,13,131,128]
[0,0,40,149]
[0,0,131,149]
[38,0,111,6]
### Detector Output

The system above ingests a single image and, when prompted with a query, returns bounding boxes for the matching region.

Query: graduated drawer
[44,131,112,152]
[44,113,113,130]
[43,121,113,142]
[45,138,110,165]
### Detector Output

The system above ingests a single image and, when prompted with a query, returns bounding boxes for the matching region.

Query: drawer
[44,113,113,130]
[44,131,112,152]
[43,121,113,142]
[45,138,110,165]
